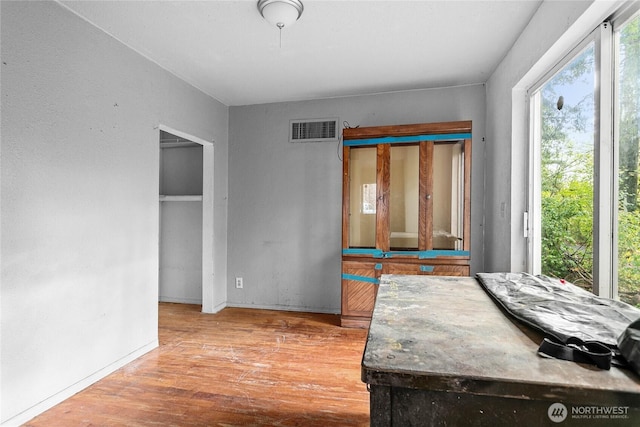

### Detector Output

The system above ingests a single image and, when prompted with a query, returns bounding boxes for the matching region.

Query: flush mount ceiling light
[257,0,304,30]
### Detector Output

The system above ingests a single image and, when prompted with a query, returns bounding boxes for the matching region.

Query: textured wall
[0,1,228,424]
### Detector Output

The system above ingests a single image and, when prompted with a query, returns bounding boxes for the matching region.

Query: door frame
[158,124,216,313]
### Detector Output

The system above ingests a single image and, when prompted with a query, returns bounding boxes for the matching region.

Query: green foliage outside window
[541,178,593,288]
[618,210,640,306]
[540,43,595,292]
[617,16,640,307]
[540,16,640,308]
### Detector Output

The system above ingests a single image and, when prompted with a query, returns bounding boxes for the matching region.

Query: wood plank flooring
[25,303,370,426]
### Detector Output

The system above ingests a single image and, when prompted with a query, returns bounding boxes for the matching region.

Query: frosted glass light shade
[258,0,303,29]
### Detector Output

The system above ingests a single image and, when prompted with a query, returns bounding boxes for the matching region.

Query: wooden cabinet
[341,121,472,328]
[341,261,381,325]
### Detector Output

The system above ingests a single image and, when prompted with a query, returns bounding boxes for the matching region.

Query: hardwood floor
[25,303,370,426]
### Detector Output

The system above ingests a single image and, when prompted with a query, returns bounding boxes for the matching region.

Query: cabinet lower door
[341,261,380,328]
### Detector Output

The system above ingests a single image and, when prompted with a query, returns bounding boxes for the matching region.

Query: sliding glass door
[529,6,640,307]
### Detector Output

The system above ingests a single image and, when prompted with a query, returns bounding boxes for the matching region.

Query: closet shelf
[159,195,203,202]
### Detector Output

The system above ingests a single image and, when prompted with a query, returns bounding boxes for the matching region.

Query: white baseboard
[2,340,158,427]
[202,300,227,314]
[158,296,202,305]
[225,302,340,315]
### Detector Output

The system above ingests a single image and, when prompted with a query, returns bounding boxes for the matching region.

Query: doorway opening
[158,126,214,311]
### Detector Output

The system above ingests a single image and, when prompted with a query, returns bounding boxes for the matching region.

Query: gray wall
[228,85,486,313]
[0,1,228,424]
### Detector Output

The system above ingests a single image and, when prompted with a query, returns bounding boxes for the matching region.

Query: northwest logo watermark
[548,403,567,423]
[548,403,630,422]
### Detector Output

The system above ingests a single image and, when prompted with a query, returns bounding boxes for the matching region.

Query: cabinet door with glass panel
[341,121,471,328]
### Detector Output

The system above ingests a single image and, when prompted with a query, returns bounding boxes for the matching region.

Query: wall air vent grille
[290,118,339,143]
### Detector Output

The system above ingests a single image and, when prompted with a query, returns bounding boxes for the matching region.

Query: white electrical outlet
[235,277,243,289]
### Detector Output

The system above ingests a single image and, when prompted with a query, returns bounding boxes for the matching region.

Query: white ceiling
[59,0,542,106]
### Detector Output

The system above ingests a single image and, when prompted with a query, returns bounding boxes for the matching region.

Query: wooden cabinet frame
[341,121,472,328]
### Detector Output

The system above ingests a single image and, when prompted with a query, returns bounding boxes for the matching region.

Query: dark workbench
[361,275,640,426]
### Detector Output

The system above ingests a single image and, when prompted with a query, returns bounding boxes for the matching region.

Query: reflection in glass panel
[616,14,640,307]
[349,147,377,248]
[362,183,376,214]
[433,142,464,250]
[390,145,419,249]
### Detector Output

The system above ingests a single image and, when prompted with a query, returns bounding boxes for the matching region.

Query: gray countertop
[362,275,640,405]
